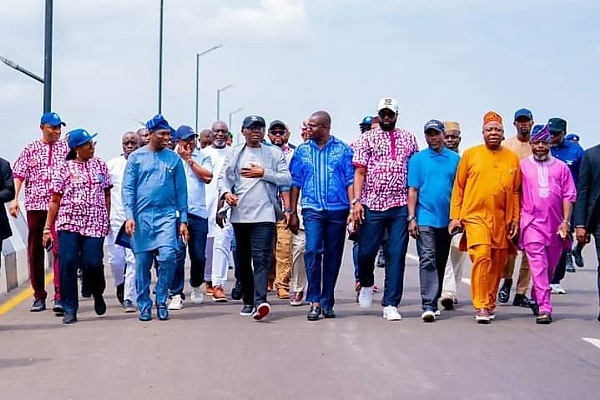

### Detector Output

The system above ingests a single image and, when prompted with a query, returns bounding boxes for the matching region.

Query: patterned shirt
[51,157,112,238]
[353,127,419,211]
[289,136,354,212]
[12,139,69,211]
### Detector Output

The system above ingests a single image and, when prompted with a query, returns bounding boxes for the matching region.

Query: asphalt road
[1,240,599,400]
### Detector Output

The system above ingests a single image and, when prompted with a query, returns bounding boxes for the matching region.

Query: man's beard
[533,153,550,161]
[380,122,395,131]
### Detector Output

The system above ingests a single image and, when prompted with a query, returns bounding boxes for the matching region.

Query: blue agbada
[122,146,188,252]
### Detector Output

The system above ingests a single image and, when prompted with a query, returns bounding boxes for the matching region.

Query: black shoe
[62,312,77,324]
[573,247,584,268]
[530,301,540,316]
[93,294,107,316]
[30,299,46,312]
[307,305,321,321]
[52,300,64,316]
[240,304,254,316]
[81,288,92,298]
[498,279,512,304]
[565,252,576,273]
[116,283,124,305]
[440,297,455,311]
[231,281,243,301]
[535,313,552,324]
[322,307,336,319]
[513,293,534,308]
[157,306,169,321]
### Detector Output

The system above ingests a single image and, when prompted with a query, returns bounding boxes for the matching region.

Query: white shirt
[204,145,233,237]
[106,155,128,234]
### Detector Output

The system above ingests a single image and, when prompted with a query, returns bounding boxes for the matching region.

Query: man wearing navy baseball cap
[407,119,460,322]
[10,112,69,314]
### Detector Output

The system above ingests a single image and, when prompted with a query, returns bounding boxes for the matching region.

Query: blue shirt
[184,149,212,218]
[122,147,188,252]
[551,139,585,186]
[289,136,354,212]
[407,147,460,228]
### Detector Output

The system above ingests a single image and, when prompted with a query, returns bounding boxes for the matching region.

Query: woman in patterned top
[43,129,113,324]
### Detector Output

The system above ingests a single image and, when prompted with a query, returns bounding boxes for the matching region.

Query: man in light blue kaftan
[122,114,189,321]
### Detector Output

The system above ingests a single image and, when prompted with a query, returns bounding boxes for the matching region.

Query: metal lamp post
[195,45,223,132]
[216,83,234,120]
[228,107,244,142]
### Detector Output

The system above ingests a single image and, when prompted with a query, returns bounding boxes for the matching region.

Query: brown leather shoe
[212,285,228,302]
[290,291,304,306]
[205,281,214,296]
[267,282,274,292]
[276,288,290,300]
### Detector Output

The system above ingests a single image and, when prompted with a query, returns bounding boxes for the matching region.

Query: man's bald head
[199,129,213,149]
[211,120,229,149]
[310,111,331,127]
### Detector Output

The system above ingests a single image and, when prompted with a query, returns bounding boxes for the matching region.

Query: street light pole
[158,0,164,114]
[43,0,53,113]
[195,44,223,132]
[228,107,244,134]
[216,83,234,121]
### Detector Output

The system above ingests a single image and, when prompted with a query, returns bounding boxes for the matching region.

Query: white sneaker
[190,287,204,304]
[167,294,184,310]
[383,305,402,321]
[434,309,441,318]
[550,284,566,294]
[421,310,436,322]
[358,286,374,309]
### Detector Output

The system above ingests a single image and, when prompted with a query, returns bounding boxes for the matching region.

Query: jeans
[135,246,177,313]
[232,222,275,307]
[170,214,209,295]
[352,241,359,281]
[302,209,348,308]
[593,227,600,307]
[416,226,451,311]
[58,231,105,314]
[358,205,409,307]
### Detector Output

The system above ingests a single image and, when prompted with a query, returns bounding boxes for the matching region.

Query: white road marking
[582,338,600,350]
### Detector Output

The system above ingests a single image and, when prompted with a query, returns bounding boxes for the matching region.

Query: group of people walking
[2,98,600,325]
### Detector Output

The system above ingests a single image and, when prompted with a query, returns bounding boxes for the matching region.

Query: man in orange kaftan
[448,111,521,324]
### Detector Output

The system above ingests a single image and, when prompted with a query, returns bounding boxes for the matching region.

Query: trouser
[27,210,60,301]
[107,230,136,303]
[594,228,600,307]
[416,226,451,311]
[170,215,209,295]
[211,222,234,287]
[233,222,275,307]
[467,244,507,310]
[358,205,409,307]
[550,251,567,285]
[524,242,562,314]
[58,231,105,314]
[274,219,293,291]
[204,237,215,282]
[302,209,347,308]
[291,229,307,292]
[135,246,177,313]
[352,241,359,281]
[502,251,531,295]
[441,234,467,300]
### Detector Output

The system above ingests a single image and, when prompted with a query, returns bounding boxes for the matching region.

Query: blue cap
[175,125,197,140]
[514,108,533,121]
[424,119,445,133]
[67,129,97,149]
[565,133,580,142]
[242,115,266,129]
[146,114,172,132]
[40,112,66,127]
[548,117,567,133]
[360,116,373,126]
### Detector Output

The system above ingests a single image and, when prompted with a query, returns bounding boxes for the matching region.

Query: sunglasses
[122,140,138,145]
[269,130,286,136]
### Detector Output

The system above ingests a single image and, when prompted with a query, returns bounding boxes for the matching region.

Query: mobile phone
[450,226,463,237]
[45,240,53,251]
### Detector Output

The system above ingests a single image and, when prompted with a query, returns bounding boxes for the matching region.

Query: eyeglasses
[122,140,137,145]
[549,131,562,136]
[269,130,286,136]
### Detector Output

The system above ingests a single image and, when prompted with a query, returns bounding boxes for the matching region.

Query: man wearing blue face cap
[122,114,189,321]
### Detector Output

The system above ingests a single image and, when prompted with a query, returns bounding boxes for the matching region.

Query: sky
[1,0,599,162]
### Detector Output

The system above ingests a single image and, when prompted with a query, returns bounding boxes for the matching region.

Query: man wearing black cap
[11,112,69,314]
[549,117,585,292]
[218,115,291,321]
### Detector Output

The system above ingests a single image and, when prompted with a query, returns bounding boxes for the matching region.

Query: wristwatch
[407,215,416,222]
[351,198,361,205]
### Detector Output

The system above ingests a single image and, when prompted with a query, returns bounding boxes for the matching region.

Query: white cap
[377,98,399,114]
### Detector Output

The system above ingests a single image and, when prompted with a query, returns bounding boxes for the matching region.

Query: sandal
[536,312,552,324]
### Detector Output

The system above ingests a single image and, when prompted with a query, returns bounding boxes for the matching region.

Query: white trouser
[290,230,307,293]
[441,234,467,301]
[211,223,234,287]
[205,236,215,282]
[107,230,137,303]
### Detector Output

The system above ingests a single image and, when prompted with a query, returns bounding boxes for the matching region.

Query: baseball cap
[175,125,197,140]
[67,128,97,149]
[268,120,286,130]
[514,108,533,121]
[242,115,266,129]
[443,121,461,132]
[548,117,567,133]
[565,133,580,142]
[424,119,445,133]
[40,112,66,127]
[377,98,399,114]
[359,116,373,126]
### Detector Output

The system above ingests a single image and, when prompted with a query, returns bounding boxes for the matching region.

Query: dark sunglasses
[269,130,286,136]
[122,140,138,145]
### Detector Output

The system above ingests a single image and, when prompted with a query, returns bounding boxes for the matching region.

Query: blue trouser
[135,246,177,313]
[58,231,105,314]
[358,205,409,307]
[303,208,348,308]
[353,241,359,281]
[170,214,209,295]
[416,226,451,311]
